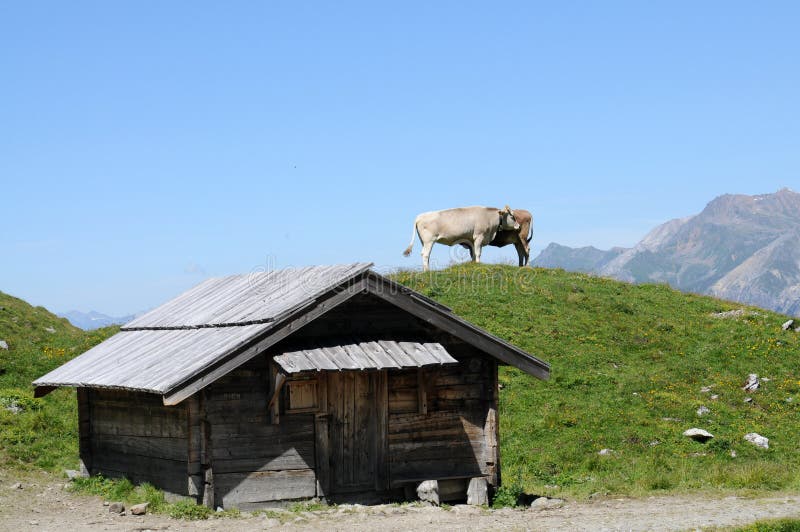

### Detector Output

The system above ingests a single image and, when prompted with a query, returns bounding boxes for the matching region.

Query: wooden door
[327,371,387,494]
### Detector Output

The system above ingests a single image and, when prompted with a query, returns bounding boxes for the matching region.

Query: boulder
[683,428,714,442]
[781,319,795,331]
[744,433,769,449]
[530,497,565,510]
[108,502,125,514]
[10,482,22,490]
[130,502,149,515]
[466,477,488,506]
[64,469,84,480]
[416,480,439,505]
[742,374,759,392]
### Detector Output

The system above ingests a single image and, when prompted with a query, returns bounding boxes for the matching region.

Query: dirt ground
[1,470,799,531]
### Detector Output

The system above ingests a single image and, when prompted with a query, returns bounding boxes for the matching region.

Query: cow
[403,206,520,271]
[485,208,533,266]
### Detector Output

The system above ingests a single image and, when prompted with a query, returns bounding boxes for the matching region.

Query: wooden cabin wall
[204,355,316,510]
[289,294,502,489]
[87,389,189,496]
[388,342,499,487]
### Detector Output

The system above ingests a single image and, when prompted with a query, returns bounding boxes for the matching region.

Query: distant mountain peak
[533,189,800,315]
[58,310,136,330]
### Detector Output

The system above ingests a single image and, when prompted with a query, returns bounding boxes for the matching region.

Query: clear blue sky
[2,1,798,315]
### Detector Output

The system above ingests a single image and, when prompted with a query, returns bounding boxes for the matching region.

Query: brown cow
[486,208,533,266]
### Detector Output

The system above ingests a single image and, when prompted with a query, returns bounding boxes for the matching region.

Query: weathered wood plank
[209,417,313,442]
[77,388,92,475]
[213,449,314,474]
[417,369,427,415]
[315,413,330,497]
[92,434,187,461]
[163,278,368,406]
[375,370,388,491]
[215,469,316,508]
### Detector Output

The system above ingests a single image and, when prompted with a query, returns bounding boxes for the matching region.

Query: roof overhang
[33,267,550,404]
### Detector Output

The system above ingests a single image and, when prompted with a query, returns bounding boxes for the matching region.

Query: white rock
[696,406,710,416]
[466,477,488,506]
[130,502,149,515]
[710,394,719,400]
[531,497,564,510]
[744,433,769,449]
[0,340,7,350]
[44,327,56,334]
[598,448,614,455]
[743,374,759,392]
[700,386,713,393]
[683,428,714,442]
[744,397,753,403]
[416,480,439,505]
[781,319,795,331]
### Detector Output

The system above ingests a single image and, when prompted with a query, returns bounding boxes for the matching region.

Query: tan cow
[486,208,533,266]
[403,206,520,271]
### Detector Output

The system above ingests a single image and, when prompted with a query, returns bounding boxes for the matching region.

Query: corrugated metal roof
[123,263,372,329]
[273,340,457,373]
[33,324,270,393]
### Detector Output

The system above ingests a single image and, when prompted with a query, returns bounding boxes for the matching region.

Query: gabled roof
[34,263,549,404]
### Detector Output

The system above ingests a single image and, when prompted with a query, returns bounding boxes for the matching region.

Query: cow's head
[498,205,520,230]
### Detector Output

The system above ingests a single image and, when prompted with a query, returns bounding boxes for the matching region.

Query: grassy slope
[0,290,115,470]
[1,265,799,500]
[394,264,800,498]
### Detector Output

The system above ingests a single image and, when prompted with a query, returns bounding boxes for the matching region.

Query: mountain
[532,188,800,315]
[58,310,135,330]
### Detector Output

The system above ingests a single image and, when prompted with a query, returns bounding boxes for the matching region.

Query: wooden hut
[34,263,549,509]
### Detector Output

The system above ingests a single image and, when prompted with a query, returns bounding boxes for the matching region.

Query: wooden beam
[201,394,214,509]
[187,395,204,502]
[375,369,389,491]
[314,372,330,498]
[417,369,427,415]
[77,388,92,476]
[268,368,286,425]
[365,275,549,380]
[33,386,56,398]
[163,278,368,406]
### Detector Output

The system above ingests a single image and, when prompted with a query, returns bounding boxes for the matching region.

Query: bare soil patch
[1,470,799,531]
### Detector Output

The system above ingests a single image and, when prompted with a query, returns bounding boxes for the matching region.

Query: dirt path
[1,471,798,531]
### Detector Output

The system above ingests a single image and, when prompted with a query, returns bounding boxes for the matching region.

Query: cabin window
[285,378,319,413]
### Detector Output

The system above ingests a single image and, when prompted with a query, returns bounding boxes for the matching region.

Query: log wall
[88,389,189,496]
[204,356,316,509]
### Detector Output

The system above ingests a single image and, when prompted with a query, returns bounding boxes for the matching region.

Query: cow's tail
[526,217,534,244]
[403,219,417,257]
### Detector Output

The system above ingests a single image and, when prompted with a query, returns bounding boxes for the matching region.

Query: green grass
[394,264,800,499]
[2,265,800,504]
[733,519,800,532]
[0,290,116,471]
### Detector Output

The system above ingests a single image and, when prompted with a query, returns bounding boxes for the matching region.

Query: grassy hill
[394,264,800,498]
[1,266,799,500]
[0,291,115,470]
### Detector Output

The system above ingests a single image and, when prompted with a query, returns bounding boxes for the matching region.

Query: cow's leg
[473,236,485,263]
[468,243,476,262]
[514,241,526,267]
[421,241,434,272]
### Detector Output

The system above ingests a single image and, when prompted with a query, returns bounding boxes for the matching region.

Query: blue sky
[2,1,798,316]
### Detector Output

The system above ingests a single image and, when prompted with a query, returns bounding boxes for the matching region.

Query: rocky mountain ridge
[533,188,800,315]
